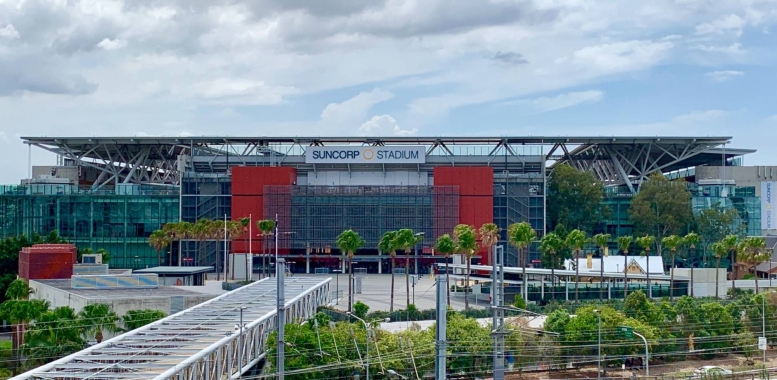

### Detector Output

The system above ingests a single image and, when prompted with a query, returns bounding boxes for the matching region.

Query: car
[694,366,733,377]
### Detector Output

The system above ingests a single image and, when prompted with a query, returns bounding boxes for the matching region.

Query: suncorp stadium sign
[305,146,426,164]
[763,181,776,230]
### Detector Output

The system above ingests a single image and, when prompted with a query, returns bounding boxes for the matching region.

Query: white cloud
[96,38,126,50]
[0,24,19,39]
[693,43,745,55]
[696,14,746,36]
[189,78,297,105]
[320,89,393,124]
[357,115,417,136]
[529,90,604,112]
[572,40,674,72]
[705,70,744,82]
[671,110,729,123]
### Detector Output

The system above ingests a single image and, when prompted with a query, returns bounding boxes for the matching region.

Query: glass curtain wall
[180,173,232,268]
[264,185,459,252]
[492,174,545,267]
[0,185,178,269]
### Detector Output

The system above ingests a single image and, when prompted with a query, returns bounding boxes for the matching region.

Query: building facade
[2,136,753,272]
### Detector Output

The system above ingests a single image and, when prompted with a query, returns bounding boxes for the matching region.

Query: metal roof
[440,263,689,282]
[133,266,214,275]
[13,276,331,380]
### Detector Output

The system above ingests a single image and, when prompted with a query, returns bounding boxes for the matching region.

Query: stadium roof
[21,135,752,194]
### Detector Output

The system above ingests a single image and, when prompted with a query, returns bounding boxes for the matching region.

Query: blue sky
[0,0,776,183]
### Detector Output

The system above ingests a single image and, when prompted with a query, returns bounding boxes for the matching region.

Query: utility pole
[596,309,602,380]
[763,292,767,364]
[277,257,285,380]
[491,245,505,380]
[435,275,447,380]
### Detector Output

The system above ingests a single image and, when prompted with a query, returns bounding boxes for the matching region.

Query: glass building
[0,184,179,269]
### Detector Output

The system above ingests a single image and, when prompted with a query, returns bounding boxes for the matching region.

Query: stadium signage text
[763,181,776,230]
[305,146,426,164]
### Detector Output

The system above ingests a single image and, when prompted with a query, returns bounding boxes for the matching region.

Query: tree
[21,306,85,369]
[0,279,48,353]
[661,234,682,300]
[225,220,244,280]
[738,237,771,294]
[711,241,727,298]
[393,229,420,310]
[629,172,693,255]
[683,232,701,297]
[696,203,740,266]
[721,234,740,295]
[546,163,608,233]
[452,224,477,309]
[617,235,633,297]
[593,233,611,301]
[336,229,365,313]
[565,229,587,302]
[379,230,399,312]
[434,233,455,306]
[539,233,564,301]
[507,222,536,302]
[258,219,276,279]
[635,235,656,298]
[148,230,170,266]
[78,303,121,344]
[122,309,166,331]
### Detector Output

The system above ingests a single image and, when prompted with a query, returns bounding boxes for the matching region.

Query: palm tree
[453,224,478,309]
[122,309,166,331]
[379,230,399,312]
[393,229,420,309]
[148,230,170,266]
[205,220,222,269]
[738,236,771,294]
[479,222,501,264]
[539,233,564,301]
[617,235,633,297]
[722,234,740,295]
[711,241,727,298]
[0,279,47,353]
[435,234,455,306]
[683,232,701,297]
[239,217,252,281]
[175,221,193,266]
[566,229,587,302]
[226,220,244,280]
[593,233,611,301]
[258,220,276,279]
[191,219,211,267]
[635,235,656,298]
[661,234,682,300]
[507,222,537,302]
[21,306,85,368]
[336,229,365,313]
[78,303,121,344]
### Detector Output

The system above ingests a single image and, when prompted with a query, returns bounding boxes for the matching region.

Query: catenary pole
[435,275,447,380]
[277,257,285,380]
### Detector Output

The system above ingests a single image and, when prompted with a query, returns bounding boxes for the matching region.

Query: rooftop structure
[14,276,331,380]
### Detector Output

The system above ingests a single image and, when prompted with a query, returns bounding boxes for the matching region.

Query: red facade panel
[433,167,495,265]
[231,167,297,196]
[231,167,297,253]
[433,167,493,196]
[231,196,263,253]
[19,244,77,280]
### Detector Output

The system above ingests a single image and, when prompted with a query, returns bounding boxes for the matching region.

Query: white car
[694,366,733,377]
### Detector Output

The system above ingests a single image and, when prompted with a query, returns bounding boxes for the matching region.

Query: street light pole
[333,269,342,305]
[595,309,602,380]
[763,292,767,364]
[414,232,425,275]
[349,314,389,380]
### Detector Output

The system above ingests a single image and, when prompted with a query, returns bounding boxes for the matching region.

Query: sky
[1,0,776,184]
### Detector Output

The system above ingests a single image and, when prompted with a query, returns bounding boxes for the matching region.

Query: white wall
[671,268,727,298]
[303,171,430,186]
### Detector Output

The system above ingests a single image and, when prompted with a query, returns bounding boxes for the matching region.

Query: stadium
[0,136,758,273]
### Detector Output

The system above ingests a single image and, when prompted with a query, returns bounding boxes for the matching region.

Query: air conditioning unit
[82,254,102,264]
